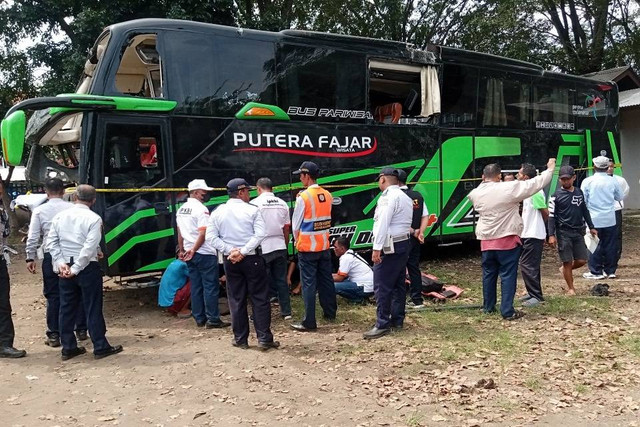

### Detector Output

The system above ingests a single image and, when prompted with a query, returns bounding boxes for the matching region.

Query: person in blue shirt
[581,156,623,280]
[158,258,191,316]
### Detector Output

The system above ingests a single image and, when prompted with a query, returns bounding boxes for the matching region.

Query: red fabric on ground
[167,280,191,315]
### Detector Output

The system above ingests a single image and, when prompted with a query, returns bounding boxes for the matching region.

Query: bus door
[94,114,175,276]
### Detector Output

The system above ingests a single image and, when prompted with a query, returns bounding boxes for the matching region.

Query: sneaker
[205,321,231,329]
[518,294,533,302]
[75,330,88,341]
[407,301,425,309]
[607,274,617,279]
[45,334,61,348]
[269,297,278,304]
[521,297,542,307]
[583,272,606,280]
[282,315,292,321]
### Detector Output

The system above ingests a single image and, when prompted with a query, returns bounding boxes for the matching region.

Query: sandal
[504,310,525,321]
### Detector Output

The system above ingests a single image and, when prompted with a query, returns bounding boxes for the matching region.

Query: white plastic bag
[584,230,599,253]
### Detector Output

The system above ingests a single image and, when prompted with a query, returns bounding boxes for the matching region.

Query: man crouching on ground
[468,158,555,320]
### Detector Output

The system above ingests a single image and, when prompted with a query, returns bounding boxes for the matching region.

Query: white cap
[187,179,213,192]
[592,155,610,169]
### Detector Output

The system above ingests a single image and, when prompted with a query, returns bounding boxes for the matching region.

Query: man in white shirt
[25,177,86,347]
[363,167,413,340]
[332,237,373,304]
[208,178,278,351]
[608,160,629,278]
[46,185,122,361]
[517,164,548,307]
[176,179,229,329]
[252,177,291,320]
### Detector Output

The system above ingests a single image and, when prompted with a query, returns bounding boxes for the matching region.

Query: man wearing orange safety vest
[290,161,338,332]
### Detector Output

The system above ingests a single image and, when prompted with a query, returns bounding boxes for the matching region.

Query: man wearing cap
[581,156,623,280]
[290,161,337,332]
[252,177,292,320]
[364,167,413,340]
[607,160,629,278]
[208,178,279,350]
[468,159,555,320]
[397,169,430,309]
[176,179,229,329]
[548,165,597,295]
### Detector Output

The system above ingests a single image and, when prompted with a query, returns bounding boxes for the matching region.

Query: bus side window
[104,124,164,202]
[478,72,531,129]
[533,84,575,126]
[441,64,478,128]
[112,34,162,98]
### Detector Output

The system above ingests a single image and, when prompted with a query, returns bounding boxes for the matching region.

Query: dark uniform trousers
[520,238,544,301]
[374,240,410,330]
[0,258,15,347]
[406,237,423,304]
[298,249,337,329]
[43,252,87,337]
[59,261,110,353]
[614,210,623,272]
[224,255,274,345]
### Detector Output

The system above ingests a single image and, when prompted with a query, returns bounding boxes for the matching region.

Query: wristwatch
[25,259,34,263]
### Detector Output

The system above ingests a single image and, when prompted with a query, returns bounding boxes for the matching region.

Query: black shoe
[45,334,61,347]
[94,345,123,360]
[231,340,249,349]
[503,310,525,321]
[391,325,403,332]
[0,346,27,358]
[290,323,317,332]
[61,346,86,361]
[269,296,278,304]
[75,330,88,341]
[206,321,231,329]
[196,321,206,327]
[258,341,280,351]
[363,327,391,340]
[323,315,336,322]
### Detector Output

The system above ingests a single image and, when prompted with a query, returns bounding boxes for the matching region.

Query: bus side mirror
[1,110,26,166]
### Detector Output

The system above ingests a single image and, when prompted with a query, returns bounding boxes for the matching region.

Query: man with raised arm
[468,158,555,320]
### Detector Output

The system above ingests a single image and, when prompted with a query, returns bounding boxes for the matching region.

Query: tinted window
[478,72,531,129]
[533,83,575,130]
[575,83,615,132]
[277,45,366,122]
[441,64,478,127]
[162,31,277,116]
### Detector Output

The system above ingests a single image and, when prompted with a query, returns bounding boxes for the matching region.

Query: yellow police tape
[63,164,616,193]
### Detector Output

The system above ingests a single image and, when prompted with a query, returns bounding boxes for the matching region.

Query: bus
[1,18,620,279]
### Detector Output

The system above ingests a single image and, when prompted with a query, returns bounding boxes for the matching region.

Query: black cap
[559,165,575,178]
[396,169,408,183]
[378,167,400,178]
[292,161,320,177]
[226,178,252,194]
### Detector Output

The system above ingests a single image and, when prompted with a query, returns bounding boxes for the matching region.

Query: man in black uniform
[397,170,430,309]
[548,165,597,295]
[0,192,27,358]
[208,178,279,350]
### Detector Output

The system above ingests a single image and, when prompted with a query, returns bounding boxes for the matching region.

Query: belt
[391,233,410,243]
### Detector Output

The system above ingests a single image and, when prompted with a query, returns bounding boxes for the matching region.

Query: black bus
[0,18,619,278]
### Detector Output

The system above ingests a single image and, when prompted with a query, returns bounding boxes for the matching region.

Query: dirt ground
[3,215,640,426]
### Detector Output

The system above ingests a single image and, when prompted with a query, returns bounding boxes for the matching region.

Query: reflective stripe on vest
[296,187,333,252]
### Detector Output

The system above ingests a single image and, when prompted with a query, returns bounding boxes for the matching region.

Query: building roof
[583,66,640,91]
[620,88,640,109]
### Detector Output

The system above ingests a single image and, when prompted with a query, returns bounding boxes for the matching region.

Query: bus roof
[105,19,615,86]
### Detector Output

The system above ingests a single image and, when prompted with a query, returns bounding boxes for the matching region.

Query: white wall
[621,107,640,209]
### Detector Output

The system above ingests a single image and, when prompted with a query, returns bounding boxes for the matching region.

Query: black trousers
[43,253,87,337]
[59,262,110,353]
[374,240,410,329]
[0,258,15,347]
[406,237,423,304]
[520,238,544,301]
[224,255,274,345]
[614,210,623,272]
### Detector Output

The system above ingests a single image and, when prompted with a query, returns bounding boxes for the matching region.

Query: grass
[524,376,542,391]
[405,411,426,426]
[528,295,611,318]
[620,336,640,357]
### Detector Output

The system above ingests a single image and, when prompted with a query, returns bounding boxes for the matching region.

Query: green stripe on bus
[136,258,174,272]
[107,228,174,266]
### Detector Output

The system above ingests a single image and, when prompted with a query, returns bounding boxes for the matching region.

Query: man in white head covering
[581,156,623,280]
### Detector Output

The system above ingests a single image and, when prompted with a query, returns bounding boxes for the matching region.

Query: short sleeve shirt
[521,190,547,240]
[252,192,291,254]
[176,198,216,255]
[338,250,374,293]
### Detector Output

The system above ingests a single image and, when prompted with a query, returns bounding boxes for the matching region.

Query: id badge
[382,235,395,255]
